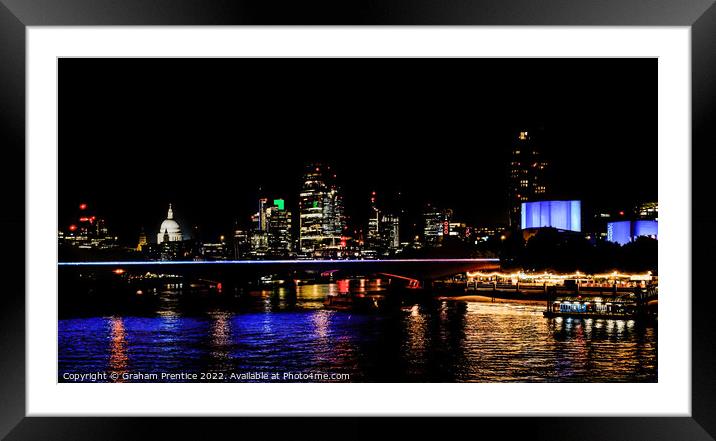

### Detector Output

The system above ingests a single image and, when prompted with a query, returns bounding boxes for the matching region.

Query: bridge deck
[58,258,501,281]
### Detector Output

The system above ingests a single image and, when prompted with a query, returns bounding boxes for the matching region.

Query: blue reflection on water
[58,283,657,383]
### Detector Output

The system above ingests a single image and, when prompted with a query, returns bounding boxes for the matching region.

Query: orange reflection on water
[336,279,350,294]
[108,317,128,382]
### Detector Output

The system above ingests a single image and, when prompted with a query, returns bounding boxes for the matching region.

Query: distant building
[423,206,452,247]
[136,227,148,251]
[232,227,250,259]
[59,202,117,249]
[250,198,270,257]
[140,204,190,261]
[447,222,468,240]
[266,199,293,257]
[366,191,380,248]
[508,130,548,228]
[380,213,400,252]
[364,191,400,255]
[635,202,658,220]
[471,225,504,243]
[298,163,346,255]
[249,197,293,258]
[249,231,269,258]
[607,220,658,245]
[157,204,183,243]
[201,241,229,260]
[521,200,581,232]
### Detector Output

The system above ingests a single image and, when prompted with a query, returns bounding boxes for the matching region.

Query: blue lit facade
[520,200,581,232]
[607,220,658,245]
[607,221,632,245]
[634,220,658,238]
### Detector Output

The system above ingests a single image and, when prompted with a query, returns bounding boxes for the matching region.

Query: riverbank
[437,294,546,306]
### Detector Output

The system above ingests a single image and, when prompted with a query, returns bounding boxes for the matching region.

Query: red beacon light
[79,203,87,210]
[68,224,77,232]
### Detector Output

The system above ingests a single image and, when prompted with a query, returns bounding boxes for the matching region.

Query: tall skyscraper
[299,163,346,254]
[364,191,400,255]
[250,198,269,257]
[257,197,268,232]
[380,213,400,251]
[366,191,381,248]
[507,130,548,228]
[423,205,452,247]
[232,225,250,259]
[266,199,293,257]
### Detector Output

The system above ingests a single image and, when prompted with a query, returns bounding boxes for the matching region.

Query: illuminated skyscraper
[299,163,346,254]
[250,198,269,257]
[507,130,549,228]
[380,213,400,251]
[365,192,400,255]
[232,226,250,259]
[266,199,293,256]
[423,205,452,247]
[366,191,381,248]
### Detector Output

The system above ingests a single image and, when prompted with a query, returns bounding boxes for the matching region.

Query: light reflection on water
[58,282,656,382]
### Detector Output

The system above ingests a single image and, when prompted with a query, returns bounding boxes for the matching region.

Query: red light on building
[619,211,625,216]
[68,224,77,231]
[443,221,450,236]
[79,203,87,210]
[79,217,89,222]
[113,269,125,275]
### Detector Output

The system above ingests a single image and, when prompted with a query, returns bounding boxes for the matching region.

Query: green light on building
[274,199,285,211]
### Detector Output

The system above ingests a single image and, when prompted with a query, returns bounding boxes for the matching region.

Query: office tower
[298,163,346,254]
[507,130,548,228]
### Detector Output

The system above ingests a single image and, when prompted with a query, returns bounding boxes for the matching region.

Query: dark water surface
[58,281,657,382]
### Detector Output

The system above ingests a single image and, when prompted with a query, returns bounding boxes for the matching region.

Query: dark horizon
[59,58,657,245]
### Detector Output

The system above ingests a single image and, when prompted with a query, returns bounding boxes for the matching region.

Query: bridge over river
[58,258,500,288]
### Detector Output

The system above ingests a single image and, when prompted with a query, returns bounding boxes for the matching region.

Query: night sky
[59,58,656,245]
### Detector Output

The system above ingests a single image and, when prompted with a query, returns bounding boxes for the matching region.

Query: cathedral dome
[157,204,183,243]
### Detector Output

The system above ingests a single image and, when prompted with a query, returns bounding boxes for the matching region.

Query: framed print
[1,0,715,439]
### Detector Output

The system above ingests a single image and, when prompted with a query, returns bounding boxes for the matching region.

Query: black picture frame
[1,1,714,439]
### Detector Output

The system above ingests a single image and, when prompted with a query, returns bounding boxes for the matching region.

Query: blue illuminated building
[520,200,581,232]
[607,220,658,245]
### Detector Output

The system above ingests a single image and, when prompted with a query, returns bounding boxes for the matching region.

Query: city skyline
[59,155,658,261]
[56,58,659,386]
[59,58,656,243]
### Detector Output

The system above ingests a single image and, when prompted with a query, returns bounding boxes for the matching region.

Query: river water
[58,280,657,382]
